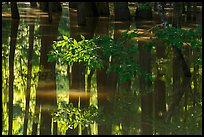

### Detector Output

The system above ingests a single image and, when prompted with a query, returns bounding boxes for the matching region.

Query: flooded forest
[2,2,202,135]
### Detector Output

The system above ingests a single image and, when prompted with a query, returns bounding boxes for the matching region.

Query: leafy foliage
[153,103,202,135]
[48,35,103,69]
[154,26,202,48]
[52,102,98,131]
[153,26,202,65]
[96,93,141,125]
[48,30,152,82]
[136,2,154,10]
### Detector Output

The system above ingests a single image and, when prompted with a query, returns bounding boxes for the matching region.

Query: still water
[2,3,202,135]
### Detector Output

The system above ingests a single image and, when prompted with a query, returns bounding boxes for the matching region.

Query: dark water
[2,3,202,135]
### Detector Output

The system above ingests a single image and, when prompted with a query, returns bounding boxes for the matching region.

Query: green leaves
[63,35,68,41]
[52,102,98,130]
[153,26,202,48]
[137,2,154,10]
[48,35,101,69]
[73,39,78,47]
[153,25,202,66]
[48,31,154,83]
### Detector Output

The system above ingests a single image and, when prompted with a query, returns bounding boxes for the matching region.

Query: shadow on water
[2,2,202,135]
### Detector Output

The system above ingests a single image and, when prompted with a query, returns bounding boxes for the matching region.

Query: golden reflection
[40,105,58,111]
[164,8,173,11]
[70,25,79,28]
[2,12,11,17]
[132,37,152,43]
[36,88,114,100]
[112,21,130,24]
[2,7,49,18]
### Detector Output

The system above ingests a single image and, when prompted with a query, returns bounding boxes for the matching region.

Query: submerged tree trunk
[77,2,99,26]
[32,11,61,135]
[186,2,192,21]
[23,24,34,135]
[67,7,78,90]
[11,2,20,19]
[69,2,78,9]
[192,2,197,21]
[155,2,192,123]
[139,43,153,135]
[172,2,182,28]
[39,12,61,135]
[92,15,114,135]
[30,2,37,8]
[8,19,19,135]
[154,40,166,120]
[165,2,192,123]
[48,2,52,22]
[94,16,116,135]
[95,2,110,17]
[97,65,116,135]
[39,2,48,11]
[77,2,110,26]
[114,2,131,21]
[32,87,40,134]
[66,7,98,134]
[135,2,153,20]
[192,49,199,108]
[39,2,62,22]
[183,47,191,111]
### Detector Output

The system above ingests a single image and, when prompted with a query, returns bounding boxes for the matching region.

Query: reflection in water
[154,40,167,134]
[23,23,34,135]
[31,9,62,135]
[8,19,20,135]
[138,40,153,135]
[2,2,202,135]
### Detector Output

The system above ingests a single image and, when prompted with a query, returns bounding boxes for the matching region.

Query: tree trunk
[186,2,192,21]
[172,2,182,28]
[39,2,62,22]
[181,2,186,14]
[66,7,98,135]
[97,66,115,135]
[39,2,49,11]
[8,18,19,136]
[77,2,99,26]
[114,2,131,21]
[135,2,153,20]
[30,2,37,8]
[39,2,61,14]
[69,2,78,9]
[138,42,153,135]
[38,11,61,135]
[154,40,166,120]
[95,2,110,17]
[48,2,52,22]
[11,2,20,19]
[192,2,197,21]
[192,49,199,108]
[32,11,61,135]
[183,46,191,111]
[23,24,34,135]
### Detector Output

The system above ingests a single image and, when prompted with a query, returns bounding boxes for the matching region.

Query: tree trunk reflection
[23,24,34,135]
[8,19,19,135]
[32,12,61,135]
[138,41,153,135]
